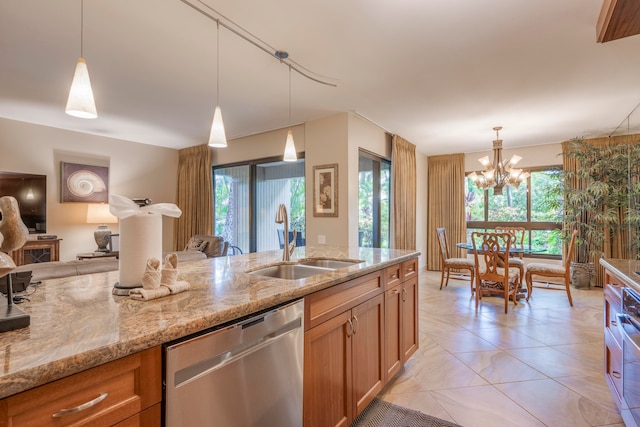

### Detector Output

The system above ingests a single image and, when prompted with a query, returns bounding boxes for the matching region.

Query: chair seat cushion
[478,266,519,280]
[444,258,474,268]
[507,258,525,267]
[527,263,565,275]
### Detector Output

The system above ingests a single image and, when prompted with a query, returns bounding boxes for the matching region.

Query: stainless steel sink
[247,264,333,280]
[297,258,363,269]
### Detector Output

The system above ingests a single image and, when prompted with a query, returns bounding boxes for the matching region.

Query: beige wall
[0,118,178,261]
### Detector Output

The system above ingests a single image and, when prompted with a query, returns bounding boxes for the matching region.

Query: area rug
[351,398,463,427]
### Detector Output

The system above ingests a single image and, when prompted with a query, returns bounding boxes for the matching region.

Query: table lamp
[86,204,118,252]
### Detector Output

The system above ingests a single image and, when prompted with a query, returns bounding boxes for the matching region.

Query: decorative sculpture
[0,195,30,332]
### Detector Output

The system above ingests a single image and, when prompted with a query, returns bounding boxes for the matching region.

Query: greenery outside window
[466,166,562,258]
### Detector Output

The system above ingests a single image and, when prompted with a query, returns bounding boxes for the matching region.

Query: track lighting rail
[179,0,338,87]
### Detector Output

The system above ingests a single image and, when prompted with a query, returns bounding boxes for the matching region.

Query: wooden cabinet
[304,271,384,427]
[10,238,61,265]
[0,346,161,426]
[303,257,420,427]
[384,260,419,381]
[604,271,624,409]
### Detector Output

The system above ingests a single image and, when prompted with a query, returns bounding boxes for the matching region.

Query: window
[358,150,390,248]
[214,157,305,253]
[465,167,562,257]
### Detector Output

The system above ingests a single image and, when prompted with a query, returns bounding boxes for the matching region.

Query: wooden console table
[10,239,62,266]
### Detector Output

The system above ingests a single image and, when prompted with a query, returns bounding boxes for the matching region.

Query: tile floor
[380,270,625,427]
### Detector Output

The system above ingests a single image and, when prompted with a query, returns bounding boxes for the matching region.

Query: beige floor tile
[425,329,497,353]
[454,350,547,383]
[378,271,623,427]
[496,379,623,427]
[470,326,547,349]
[430,385,546,427]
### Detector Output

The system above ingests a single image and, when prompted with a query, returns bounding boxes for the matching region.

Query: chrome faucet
[275,203,297,262]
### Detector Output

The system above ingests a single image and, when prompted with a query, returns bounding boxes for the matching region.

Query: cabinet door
[351,293,385,416]
[401,276,419,361]
[384,285,402,381]
[304,311,353,427]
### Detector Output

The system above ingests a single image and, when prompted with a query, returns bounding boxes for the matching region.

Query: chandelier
[468,126,528,195]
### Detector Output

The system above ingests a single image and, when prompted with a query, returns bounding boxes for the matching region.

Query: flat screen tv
[0,172,47,234]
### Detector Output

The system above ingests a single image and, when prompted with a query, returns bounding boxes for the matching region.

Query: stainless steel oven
[617,287,640,427]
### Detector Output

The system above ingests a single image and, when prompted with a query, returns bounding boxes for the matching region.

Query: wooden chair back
[471,231,511,283]
[494,226,525,259]
[564,229,579,270]
[435,227,451,261]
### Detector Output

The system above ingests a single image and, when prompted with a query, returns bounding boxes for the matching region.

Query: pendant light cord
[216,20,220,106]
[288,65,292,126]
[80,0,84,57]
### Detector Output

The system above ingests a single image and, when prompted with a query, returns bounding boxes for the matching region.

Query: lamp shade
[283,130,297,162]
[86,204,118,224]
[66,58,97,119]
[208,106,227,147]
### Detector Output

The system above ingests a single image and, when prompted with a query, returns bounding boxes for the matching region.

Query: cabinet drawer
[402,258,418,280]
[1,346,161,426]
[384,264,401,290]
[605,330,623,405]
[604,283,623,346]
[305,271,382,330]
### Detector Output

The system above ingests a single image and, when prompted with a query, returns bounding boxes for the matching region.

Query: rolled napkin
[160,253,178,288]
[164,280,191,294]
[142,258,161,290]
[129,286,171,301]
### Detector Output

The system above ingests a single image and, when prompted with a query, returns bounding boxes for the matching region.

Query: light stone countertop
[600,258,640,292]
[0,245,419,399]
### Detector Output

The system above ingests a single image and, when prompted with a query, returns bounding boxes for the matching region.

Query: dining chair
[524,229,578,307]
[472,231,520,313]
[435,227,475,292]
[494,226,526,294]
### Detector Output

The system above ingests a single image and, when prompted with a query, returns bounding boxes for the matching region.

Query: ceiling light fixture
[208,20,227,148]
[468,126,528,195]
[283,61,297,162]
[65,0,97,119]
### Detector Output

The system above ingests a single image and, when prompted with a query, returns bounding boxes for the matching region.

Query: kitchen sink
[247,264,333,280]
[297,258,363,269]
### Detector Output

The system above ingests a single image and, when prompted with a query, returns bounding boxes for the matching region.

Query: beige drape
[173,144,214,250]
[392,135,416,250]
[426,154,466,270]
[562,134,640,286]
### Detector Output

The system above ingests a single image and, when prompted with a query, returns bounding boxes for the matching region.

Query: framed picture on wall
[313,163,338,217]
[60,162,109,203]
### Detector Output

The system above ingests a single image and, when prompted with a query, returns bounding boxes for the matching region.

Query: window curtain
[392,135,416,250]
[426,153,466,271]
[562,134,640,286]
[174,144,214,250]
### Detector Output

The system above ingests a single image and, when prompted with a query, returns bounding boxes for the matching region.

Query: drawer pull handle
[346,319,353,337]
[402,287,407,302]
[612,371,621,379]
[52,392,108,418]
[391,289,399,295]
[352,315,359,334]
[611,320,617,326]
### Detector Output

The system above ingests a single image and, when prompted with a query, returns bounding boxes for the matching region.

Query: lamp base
[94,224,112,253]
[0,299,30,332]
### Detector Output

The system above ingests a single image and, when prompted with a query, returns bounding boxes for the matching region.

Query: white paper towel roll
[118,213,162,288]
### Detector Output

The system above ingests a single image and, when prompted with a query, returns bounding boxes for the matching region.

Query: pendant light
[65,0,97,119]
[283,64,297,162]
[208,20,227,147]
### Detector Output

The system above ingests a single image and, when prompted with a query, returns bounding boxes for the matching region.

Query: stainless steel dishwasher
[164,299,304,427]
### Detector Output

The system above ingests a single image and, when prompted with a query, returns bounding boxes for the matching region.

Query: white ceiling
[2,0,640,156]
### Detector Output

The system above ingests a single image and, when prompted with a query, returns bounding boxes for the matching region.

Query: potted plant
[561,138,640,287]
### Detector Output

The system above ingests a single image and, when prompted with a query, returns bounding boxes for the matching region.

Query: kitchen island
[0,246,418,406]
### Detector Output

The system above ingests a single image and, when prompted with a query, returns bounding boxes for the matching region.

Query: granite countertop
[0,245,419,399]
[600,258,640,292]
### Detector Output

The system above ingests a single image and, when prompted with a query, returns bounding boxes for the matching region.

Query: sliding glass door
[358,150,390,248]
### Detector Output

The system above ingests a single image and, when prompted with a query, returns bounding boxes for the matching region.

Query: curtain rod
[178,0,338,87]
